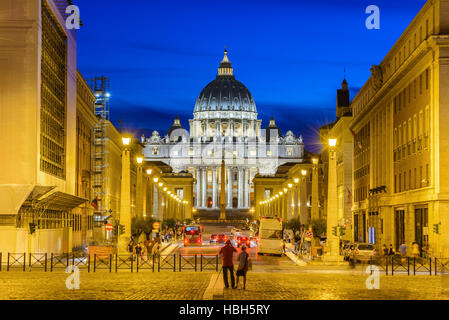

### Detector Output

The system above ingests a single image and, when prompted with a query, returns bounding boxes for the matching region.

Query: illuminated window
[266,150,272,156]
[286,148,293,156]
[188,147,194,156]
[152,147,159,155]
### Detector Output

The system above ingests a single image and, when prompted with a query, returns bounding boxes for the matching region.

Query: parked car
[320,236,327,247]
[349,243,377,263]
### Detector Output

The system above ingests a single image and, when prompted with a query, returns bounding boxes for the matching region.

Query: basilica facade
[143,51,304,212]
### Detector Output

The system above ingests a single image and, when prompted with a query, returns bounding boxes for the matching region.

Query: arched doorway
[232,197,238,208]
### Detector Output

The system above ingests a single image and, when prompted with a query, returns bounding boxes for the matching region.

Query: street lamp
[288,183,293,188]
[163,187,167,191]
[301,169,307,176]
[326,137,339,261]
[294,177,299,184]
[146,169,153,175]
[122,137,131,146]
[153,177,159,183]
[158,182,163,187]
[312,158,318,165]
[136,156,143,164]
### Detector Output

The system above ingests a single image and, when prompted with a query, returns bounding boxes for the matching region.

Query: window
[419,111,424,136]
[425,106,430,136]
[40,3,67,179]
[394,175,397,193]
[399,173,402,192]
[188,147,194,156]
[420,166,423,188]
[266,150,272,156]
[413,115,417,140]
[152,147,159,155]
[426,164,429,186]
[414,168,417,189]
[286,147,293,156]
[409,170,412,190]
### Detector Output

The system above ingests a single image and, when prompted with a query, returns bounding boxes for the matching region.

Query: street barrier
[1,252,217,273]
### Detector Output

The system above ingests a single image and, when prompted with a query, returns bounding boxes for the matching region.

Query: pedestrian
[152,241,160,258]
[382,244,388,256]
[388,244,395,256]
[219,239,237,289]
[294,233,300,252]
[236,245,250,290]
[127,241,134,254]
[282,239,286,256]
[412,241,420,258]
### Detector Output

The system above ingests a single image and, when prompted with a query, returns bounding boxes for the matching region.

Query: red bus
[183,225,203,246]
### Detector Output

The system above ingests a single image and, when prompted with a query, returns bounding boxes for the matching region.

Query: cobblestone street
[1,270,449,300]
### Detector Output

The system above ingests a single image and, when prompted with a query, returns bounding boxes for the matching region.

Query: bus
[257,217,283,255]
[183,225,203,246]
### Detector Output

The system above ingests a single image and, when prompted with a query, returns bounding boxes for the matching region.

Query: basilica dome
[193,50,257,117]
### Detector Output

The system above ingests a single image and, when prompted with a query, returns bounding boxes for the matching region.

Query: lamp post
[136,156,144,219]
[300,169,308,226]
[311,158,319,221]
[293,178,299,219]
[326,138,339,261]
[119,136,132,253]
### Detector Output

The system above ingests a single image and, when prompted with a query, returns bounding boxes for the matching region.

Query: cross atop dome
[218,49,234,77]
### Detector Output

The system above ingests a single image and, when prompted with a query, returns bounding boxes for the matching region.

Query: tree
[184,218,193,225]
[311,219,326,238]
[286,218,302,236]
[162,218,177,230]
[131,217,144,239]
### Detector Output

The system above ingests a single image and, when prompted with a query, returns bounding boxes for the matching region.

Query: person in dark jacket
[219,240,237,289]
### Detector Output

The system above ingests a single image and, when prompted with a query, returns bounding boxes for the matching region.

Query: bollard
[158,255,160,272]
[152,254,155,272]
[173,254,176,272]
[216,254,219,272]
[407,257,410,276]
[429,257,432,275]
[178,255,181,272]
[413,257,416,275]
[94,254,96,272]
[7,253,9,272]
[136,255,139,273]
[195,254,197,272]
[109,254,112,273]
[0,252,2,272]
[50,253,53,272]
[115,254,118,273]
[391,257,394,276]
[88,255,91,273]
[23,252,26,272]
[44,253,47,272]
[200,255,203,272]
[131,255,133,273]
[72,254,75,268]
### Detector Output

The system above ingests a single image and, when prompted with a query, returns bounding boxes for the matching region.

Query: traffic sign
[305,230,313,238]
[153,222,160,229]
[105,223,113,231]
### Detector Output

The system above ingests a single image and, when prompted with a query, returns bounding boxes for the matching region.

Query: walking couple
[219,239,251,289]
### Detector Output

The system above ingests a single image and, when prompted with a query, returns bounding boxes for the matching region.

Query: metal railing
[0,252,220,273]
[365,255,439,275]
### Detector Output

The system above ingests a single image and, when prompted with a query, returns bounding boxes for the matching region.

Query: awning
[34,191,87,211]
[0,184,35,215]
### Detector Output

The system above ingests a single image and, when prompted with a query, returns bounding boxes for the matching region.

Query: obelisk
[219,160,226,220]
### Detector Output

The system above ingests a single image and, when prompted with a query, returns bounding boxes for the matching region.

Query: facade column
[153,184,158,219]
[119,146,131,253]
[287,188,293,220]
[142,175,147,217]
[311,160,319,220]
[238,168,243,208]
[212,167,217,208]
[300,177,308,226]
[202,167,207,208]
[136,164,143,218]
[294,183,299,218]
[227,167,233,208]
[244,168,249,208]
[196,168,201,208]
[326,143,339,260]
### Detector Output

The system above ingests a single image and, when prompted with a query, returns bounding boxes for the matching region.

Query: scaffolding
[88,76,110,226]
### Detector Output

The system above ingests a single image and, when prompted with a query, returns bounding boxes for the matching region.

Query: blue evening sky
[76,0,426,153]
